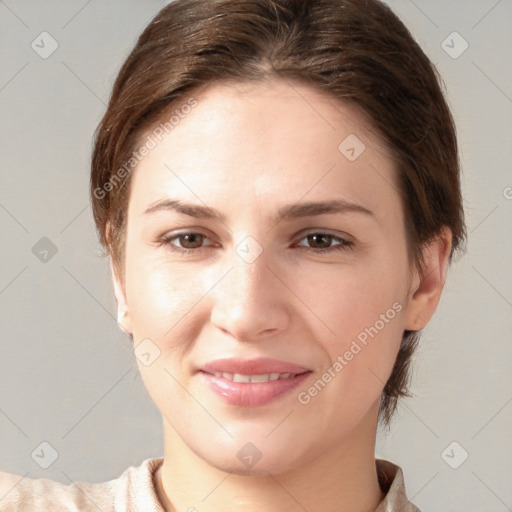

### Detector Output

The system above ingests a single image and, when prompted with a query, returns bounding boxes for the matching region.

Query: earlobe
[110,258,133,334]
[117,310,131,334]
[404,227,453,331]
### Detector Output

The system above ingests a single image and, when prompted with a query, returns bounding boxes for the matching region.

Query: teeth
[233,373,251,383]
[212,372,298,382]
[251,374,274,382]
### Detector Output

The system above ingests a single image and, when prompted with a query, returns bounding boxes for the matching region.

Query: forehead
[128,77,399,220]
[163,77,384,152]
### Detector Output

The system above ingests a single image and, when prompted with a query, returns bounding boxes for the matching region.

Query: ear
[404,226,453,331]
[110,257,133,335]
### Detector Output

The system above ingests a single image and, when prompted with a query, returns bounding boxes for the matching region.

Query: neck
[155,404,384,512]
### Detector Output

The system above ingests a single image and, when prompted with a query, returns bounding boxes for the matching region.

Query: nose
[209,243,291,342]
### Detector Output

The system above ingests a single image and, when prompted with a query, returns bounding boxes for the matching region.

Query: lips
[211,371,301,383]
[201,357,310,376]
[199,357,312,407]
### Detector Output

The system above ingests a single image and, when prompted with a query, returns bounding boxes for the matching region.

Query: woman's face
[115,78,427,474]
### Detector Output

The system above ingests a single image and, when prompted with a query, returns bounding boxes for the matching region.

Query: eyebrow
[143,198,374,223]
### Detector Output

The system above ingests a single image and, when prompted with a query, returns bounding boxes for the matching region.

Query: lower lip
[199,371,311,407]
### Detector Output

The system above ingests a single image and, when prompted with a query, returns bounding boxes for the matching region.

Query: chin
[209,450,303,477]
[189,430,312,476]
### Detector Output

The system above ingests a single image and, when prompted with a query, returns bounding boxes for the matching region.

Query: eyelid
[157,229,217,250]
[294,230,353,250]
[293,228,354,244]
[157,228,355,253]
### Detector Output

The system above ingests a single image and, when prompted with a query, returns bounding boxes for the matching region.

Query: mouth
[198,357,312,407]
[200,356,310,375]
[208,371,306,383]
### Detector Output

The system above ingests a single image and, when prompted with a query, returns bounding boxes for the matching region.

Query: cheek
[126,260,206,415]
[306,260,406,337]
[124,255,209,355]
[310,259,407,388]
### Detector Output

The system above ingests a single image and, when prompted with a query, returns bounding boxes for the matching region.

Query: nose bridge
[209,239,289,339]
[222,243,273,313]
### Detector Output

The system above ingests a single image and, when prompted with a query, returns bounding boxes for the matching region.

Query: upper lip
[200,357,311,375]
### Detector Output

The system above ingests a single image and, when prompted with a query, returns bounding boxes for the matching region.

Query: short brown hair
[90,0,466,426]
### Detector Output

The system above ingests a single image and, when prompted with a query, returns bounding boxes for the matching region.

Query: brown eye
[177,233,205,249]
[296,231,354,253]
[307,233,334,249]
[158,231,215,253]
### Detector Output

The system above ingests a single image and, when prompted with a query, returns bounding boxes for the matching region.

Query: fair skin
[112,77,452,512]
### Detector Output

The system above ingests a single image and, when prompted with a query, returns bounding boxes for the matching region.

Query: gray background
[0,1,511,511]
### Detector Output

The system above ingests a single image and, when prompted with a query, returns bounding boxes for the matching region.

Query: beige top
[0,458,421,511]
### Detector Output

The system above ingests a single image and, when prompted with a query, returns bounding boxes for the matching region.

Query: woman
[0,0,465,510]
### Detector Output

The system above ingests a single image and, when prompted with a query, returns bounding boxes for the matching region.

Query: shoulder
[375,459,422,512]
[0,470,113,512]
[0,457,164,512]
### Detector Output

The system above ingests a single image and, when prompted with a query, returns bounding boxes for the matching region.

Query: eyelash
[156,231,354,254]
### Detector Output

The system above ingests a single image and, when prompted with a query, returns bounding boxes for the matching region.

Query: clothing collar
[127,457,420,512]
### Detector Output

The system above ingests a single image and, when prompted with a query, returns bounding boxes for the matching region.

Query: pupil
[183,234,201,248]
[309,234,330,248]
